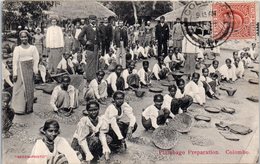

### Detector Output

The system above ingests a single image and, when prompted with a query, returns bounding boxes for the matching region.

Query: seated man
[57,52,75,74]
[138,61,152,88]
[142,94,172,130]
[71,101,106,162]
[84,70,107,103]
[218,58,237,82]
[234,57,244,79]
[241,52,252,68]
[100,91,137,158]
[106,64,125,97]
[164,47,174,71]
[162,82,193,115]
[184,73,206,106]
[99,48,117,70]
[122,61,139,90]
[136,42,146,59]
[50,75,79,115]
[208,60,219,74]
[199,68,219,99]
[152,56,169,80]
[72,50,86,75]
[172,47,185,71]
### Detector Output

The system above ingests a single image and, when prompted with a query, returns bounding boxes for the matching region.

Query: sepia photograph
[2,0,259,163]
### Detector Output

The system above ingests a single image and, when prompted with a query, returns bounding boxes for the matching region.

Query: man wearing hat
[50,75,79,116]
[155,16,169,58]
[78,15,100,81]
[46,15,64,74]
[33,27,44,57]
[142,94,173,130]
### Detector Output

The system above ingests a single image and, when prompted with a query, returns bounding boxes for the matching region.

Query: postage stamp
[213,2,256,40]
[181,2,234,49]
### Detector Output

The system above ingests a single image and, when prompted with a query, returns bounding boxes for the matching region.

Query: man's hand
[85,152,94,162]
[13,75,18,83]
[126,126,133,140]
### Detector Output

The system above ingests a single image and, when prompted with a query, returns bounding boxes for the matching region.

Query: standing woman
[12,30,39,114]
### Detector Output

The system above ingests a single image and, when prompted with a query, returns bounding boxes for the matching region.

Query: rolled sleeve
[122,103,136,127]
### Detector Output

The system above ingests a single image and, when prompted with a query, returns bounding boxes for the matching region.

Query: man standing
[78,15,100,82]
[172,18,184,50]
[99,18,113,56]
[46,15,64,74]
[145,21,153,46]
[155,16,169,58]
[114,20,128,68]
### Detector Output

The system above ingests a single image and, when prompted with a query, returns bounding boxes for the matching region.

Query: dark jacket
[155,23,170,42]
[78,24,99,51]
[114,26,128,48]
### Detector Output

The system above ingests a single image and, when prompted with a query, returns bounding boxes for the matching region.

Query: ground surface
[2,40,259,164]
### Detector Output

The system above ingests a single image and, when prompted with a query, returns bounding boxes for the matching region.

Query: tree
[102,1,173,25]
[2,1,59,30]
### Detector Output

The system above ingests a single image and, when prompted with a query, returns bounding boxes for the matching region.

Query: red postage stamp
[213,2,256,40]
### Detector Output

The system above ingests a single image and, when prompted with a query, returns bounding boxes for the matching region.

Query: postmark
[181,1,234,49]
[213,2,256,40]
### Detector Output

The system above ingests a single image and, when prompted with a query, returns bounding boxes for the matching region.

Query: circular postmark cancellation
[181,1,234,49]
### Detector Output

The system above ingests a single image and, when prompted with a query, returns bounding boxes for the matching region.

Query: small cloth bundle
[168,113,193,133]
[152,126,181,150]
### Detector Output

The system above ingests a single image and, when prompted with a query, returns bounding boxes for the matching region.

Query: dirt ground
[3,41,259,164]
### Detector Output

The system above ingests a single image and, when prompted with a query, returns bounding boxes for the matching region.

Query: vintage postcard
[2,0,259,163]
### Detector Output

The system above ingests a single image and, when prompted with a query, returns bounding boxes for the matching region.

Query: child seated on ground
[199,68,219,99]
[28,119,80,164]
[106,65,125,97]
[162,82,193,115]
[218,58,236,83]
[99,48,117,70]
[136,41,146,59]
[234,57,244,79]
[172,47,185,70]
[122,61,139,90]
[184,73,206,106]
[241,52,252,68]
[2,92,15,138]
[142,94,172,130]
[84,70,107,103]
[152,56,169,81]
[138,61,152,88]
[57,52,75,74]
[71,101,106,162]
[72,49,86,75]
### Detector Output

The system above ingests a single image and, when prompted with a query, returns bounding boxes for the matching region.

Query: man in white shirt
[121,61,139,90]
[152,56,169,80]
[84,70,107,103]
[142,94,172,130]
[138,61,152,88]
[106,64,124,97]
[56,52,75,74]
[50,75,78,116]
[208,60,219,74]
[100,91,137,154]
[162,82,193,115]
[184,73,206,106]
[218,58,237,82]
[46,16,64,73]
[249,43,258,60]
[234,57,244,78]
[200,68,219,99]
[99,48,117,70]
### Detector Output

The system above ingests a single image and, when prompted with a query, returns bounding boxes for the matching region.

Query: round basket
[152,126,181,150]
[194,115,211,122]
[204,106,221,113]
[221,107,236,114]
[246,96,259,102]
[168,113,193,133]
[229,124,252,135]
[248,79,259,85]
[51,72,67,83]
[161,81,175,87]
[149,87,163,93]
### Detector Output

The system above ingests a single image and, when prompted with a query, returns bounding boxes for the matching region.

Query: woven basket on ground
[168,113,193,133]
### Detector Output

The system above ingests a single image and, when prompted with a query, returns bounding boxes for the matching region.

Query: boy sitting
[152,56,169,81]
[71,101,106,162]
[138,61,152,88]
[199,68,219,99]
[218,58,236,83]
[142,94,172,130]
[122,61,139,90]
[57,52,75,74]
